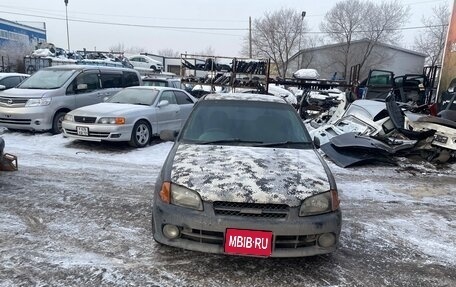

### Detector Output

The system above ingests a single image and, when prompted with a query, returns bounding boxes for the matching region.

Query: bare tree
[157,48,180,57]
[321,0,410,79]
[109,43,125,53]
[195,46,215,56]
[414,3,450,66]
[243,8,307,78]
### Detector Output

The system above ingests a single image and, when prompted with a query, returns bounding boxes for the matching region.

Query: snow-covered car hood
[0,88,50,98]
[170,144,331,206]
[69,103,151,117]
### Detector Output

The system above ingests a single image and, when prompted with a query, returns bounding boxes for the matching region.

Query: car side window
[174,91,194,105]
[66,72,100,95]
[101,73,123,89]
[130,57,139,62]
[123,71,140,87]
[172,81,181,89]
[0,76,21,89]
[159,91,177,105]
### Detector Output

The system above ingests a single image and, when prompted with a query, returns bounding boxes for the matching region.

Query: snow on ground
[1,128,456,286]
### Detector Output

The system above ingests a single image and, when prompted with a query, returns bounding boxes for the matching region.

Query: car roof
[125,86,183,92]
[0,72,29,78]
[42,65,136,72]
[203,93,287,104]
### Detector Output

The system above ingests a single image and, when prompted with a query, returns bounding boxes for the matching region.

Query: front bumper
[152,200,342,258]
[62,121,134,142]
[0,106,53,131]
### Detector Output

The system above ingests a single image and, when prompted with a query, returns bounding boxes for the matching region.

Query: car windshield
[107,88,158,105]
[181,100,313,148]
[18,69,76,89]
[143,80,167,87]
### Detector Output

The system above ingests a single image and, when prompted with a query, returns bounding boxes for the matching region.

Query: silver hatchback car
[153,93,341,258]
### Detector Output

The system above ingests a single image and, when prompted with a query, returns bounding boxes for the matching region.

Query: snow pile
[293,69,320,79]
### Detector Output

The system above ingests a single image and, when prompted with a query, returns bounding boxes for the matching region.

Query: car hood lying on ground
[70,103,152,116]
[170,144,331,207]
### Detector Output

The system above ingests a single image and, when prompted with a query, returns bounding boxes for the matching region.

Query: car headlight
[25,98,52,107]
[299,190,339,216]
[159,182,203,210]
[64,114,74,122]
[97,117,125,125]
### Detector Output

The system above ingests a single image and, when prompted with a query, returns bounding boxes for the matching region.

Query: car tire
[129,120,151,148]
[51,112,66,134]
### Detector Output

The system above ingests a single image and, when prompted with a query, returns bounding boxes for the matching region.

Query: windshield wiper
[198,138,264,145]
[133,103,150,106]
[254,141,312,147]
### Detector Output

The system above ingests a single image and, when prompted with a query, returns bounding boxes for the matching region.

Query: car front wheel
[129,120,151,148]
[51,112,66,134]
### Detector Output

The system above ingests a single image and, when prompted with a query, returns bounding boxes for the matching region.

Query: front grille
[74,116,97,123]
[275,235,317,249]
[213,201,289,218]
[0,97,28,107]
[0,118,31,125]
[177,225,318,250]
[180,228,224,244]
[65,128,109,138]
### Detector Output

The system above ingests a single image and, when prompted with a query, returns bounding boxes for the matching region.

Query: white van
[0,65,141,134]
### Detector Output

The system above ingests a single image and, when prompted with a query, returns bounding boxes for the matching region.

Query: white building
[287,39,426,81]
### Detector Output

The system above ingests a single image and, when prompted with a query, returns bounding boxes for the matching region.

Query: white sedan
[62,86,196,147]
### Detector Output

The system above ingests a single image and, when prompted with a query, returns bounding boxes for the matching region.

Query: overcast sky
[0,0,453,56]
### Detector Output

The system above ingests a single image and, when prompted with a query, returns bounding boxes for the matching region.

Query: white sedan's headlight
[25,98,51,107]
[64,114,74,122]
[170,183,203,210]
[299,191,338,216]
[97,117,125,125]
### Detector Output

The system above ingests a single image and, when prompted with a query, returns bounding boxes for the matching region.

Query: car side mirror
[313,136,321,149]
[0,85,6,91]
[157,100,169,108]
[160,130,178,141]
[77,83,88,90]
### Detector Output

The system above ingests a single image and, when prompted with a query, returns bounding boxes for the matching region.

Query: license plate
[76,126,89,136]
[224,228,273,257]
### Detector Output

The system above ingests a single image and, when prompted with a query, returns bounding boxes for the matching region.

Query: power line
[0,10,448,35]
[0,10,248,31]
[0,4,247,23]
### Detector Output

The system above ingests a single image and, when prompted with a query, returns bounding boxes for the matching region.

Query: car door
[154,90,180,132]
[68,70,103,108]
[174,90,195,128]
[362,70,394,100]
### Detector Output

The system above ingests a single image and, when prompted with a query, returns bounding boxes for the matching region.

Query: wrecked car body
[309,99,394,146]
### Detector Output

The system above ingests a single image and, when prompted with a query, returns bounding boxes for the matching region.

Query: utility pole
[298,11,306,69]
[64,0,70,51]
[249,16,252,58]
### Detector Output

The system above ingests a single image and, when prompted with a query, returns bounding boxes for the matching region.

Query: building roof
[0,17,46,34]
[290,38,426,61]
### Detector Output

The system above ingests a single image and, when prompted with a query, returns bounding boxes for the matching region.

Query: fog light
[317,233,336,248]
[110,133,121,138]
[34,120,41,125]
[162,224,180,239]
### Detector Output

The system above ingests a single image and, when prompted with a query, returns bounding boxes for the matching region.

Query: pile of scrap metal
[0,137,18,171]
[309,91,456,168]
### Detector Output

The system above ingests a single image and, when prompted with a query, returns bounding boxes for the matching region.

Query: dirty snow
[0,128,455,286]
